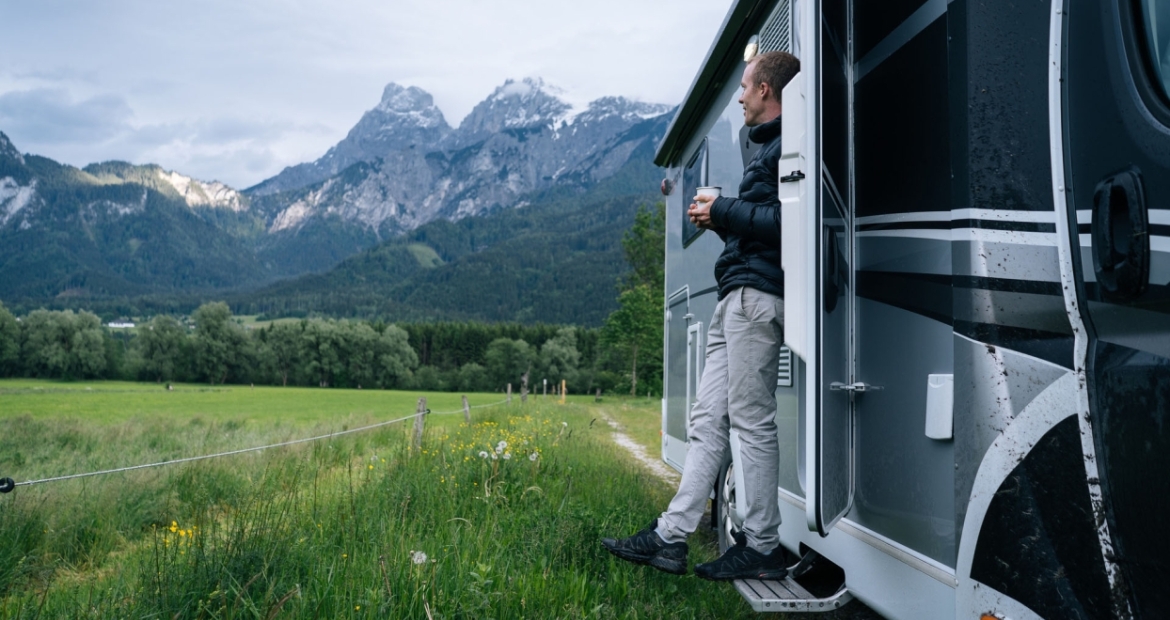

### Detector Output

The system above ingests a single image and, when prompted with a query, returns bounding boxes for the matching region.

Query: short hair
[750,51,800,100]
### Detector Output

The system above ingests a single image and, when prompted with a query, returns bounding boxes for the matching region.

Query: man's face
[739,62,767,127]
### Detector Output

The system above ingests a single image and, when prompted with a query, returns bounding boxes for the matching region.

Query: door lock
[830,382,881,393]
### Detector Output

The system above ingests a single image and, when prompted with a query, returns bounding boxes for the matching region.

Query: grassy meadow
[0,380,758,618]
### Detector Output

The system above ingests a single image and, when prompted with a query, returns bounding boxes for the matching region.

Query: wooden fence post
[561,379,567,405]
[462,394,470,424]
[507,383,512,404]
[521,372,529,403]
[412,397,427,454]
[595,387,601,402]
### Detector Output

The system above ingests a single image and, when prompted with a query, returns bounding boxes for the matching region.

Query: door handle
[830,382,882,393]
[1092,166,1149,301]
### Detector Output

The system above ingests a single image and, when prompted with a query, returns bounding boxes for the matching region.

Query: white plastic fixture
[924,374,954,440]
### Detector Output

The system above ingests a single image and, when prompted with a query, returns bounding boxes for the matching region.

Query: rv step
[733,578,852,613]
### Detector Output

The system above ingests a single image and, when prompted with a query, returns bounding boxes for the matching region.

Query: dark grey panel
[953,289,1073,334]
[854,0,931,61]
[963,0,1054,213]
[953,335,1068,548]
[856,237,952,274]
[855,17,949,218]
[851,299,955,566]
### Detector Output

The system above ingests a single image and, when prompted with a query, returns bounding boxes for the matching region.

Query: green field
[0,380,759,618]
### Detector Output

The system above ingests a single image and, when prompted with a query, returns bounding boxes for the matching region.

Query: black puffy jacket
[709,115,784,300]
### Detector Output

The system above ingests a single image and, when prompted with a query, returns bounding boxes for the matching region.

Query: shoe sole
[695,568,788,582]
[603,541,687,575]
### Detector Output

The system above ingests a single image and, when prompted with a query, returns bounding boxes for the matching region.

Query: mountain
[0,78,674,312]
[247,84,452,196]
[231,129,668,325]
[247,78,671,236]
[0,138,270,300]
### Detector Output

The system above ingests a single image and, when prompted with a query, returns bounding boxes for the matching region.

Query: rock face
[249,78,672,242]
[248,84,452,196]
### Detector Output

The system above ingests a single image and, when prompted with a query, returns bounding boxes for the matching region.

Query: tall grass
[0,385,758,619]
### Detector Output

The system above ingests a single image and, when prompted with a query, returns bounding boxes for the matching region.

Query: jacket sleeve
[709,195,782,246]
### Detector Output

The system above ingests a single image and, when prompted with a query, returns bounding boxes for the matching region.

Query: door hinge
[829,382,882,393]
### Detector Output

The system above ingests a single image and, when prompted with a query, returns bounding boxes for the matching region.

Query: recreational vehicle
[656,0,1170,617]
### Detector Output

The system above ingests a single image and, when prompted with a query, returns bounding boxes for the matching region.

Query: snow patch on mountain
[84,190,148,219]
[0,178,36,226]
[158,170,246,211]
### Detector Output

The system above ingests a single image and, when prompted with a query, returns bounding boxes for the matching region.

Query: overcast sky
[0,0,729,188]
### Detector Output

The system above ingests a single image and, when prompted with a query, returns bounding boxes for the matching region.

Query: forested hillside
[232,158,662,325]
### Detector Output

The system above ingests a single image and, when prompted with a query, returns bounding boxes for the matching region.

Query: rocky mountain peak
[0,131,25,166]
[456,77,572,141]
[573,97,674,125]
[369,83,449,130]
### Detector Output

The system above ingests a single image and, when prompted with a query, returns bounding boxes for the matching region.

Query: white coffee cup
[695,186,722,202]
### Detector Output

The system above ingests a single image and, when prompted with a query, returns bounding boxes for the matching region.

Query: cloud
[0,88,133,144]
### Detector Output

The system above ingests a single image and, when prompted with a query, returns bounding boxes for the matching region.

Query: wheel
[716,461,744,553]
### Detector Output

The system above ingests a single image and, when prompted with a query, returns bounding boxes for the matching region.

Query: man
[602,50,799,581]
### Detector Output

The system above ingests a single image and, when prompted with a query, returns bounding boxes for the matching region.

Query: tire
[716,460,744,553]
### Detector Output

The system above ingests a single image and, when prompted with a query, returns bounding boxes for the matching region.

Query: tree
[600,284,662,396]
[300,319,344,388]
[484,338,532,390]
[0,303,19,376]
[539,327,581,389]
[261,321,303,386]
[191,302,246,385]
[376,324,418,389]
[622,201,666,291]
[598,200,666,396]
[20,309,108,379]
[137,315,185,382]
[456,362,490,392]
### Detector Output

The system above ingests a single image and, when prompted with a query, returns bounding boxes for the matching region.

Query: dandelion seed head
[502,452,512,460]
[411,550,428,565]
[479,451,488,459]
[529,452,539,461]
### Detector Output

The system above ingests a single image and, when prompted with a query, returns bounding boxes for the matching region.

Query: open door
[780,0,854,537]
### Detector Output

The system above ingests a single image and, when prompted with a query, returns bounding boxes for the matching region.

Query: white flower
[529,452,539,462]
[495,445,504,455]
[411,550,427,565]
[491,452,498,460]
[502,452,512,460]
[562,422,568,427]
[496,440,508,450]
[478,451,489,459]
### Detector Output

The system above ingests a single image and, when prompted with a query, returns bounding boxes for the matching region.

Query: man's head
[739,51,800,126]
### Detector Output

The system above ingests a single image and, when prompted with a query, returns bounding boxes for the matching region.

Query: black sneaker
[601,519,688,575]
[694,539,788,581]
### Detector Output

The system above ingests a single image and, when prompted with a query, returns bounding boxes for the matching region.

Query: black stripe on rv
[857,271,1073,368]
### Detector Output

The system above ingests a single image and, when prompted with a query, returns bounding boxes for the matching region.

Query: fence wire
[0,398,509,492]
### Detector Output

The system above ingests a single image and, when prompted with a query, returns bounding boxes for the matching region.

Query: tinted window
[1140,0,1170,102]
[681,139,707,248]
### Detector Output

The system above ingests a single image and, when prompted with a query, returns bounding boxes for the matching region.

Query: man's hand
[688,195,716,229]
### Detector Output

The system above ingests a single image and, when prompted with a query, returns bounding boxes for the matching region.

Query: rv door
[780,0,854,536]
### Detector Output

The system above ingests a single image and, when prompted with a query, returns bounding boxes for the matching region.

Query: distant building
[107,321,136,329]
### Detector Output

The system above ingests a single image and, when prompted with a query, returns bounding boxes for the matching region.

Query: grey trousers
[657,286,784,553]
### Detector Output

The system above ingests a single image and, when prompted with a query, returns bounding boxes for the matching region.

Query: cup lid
[696,186,722,190]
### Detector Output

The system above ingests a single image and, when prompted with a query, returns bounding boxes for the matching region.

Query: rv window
[681,139,707,247]
[1139,0,1170,103]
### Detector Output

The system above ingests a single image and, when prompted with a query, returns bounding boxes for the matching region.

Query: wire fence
[0,398,510,494]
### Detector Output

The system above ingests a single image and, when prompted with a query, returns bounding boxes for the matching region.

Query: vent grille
[758,0,792,54]
[777,345,794,387]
